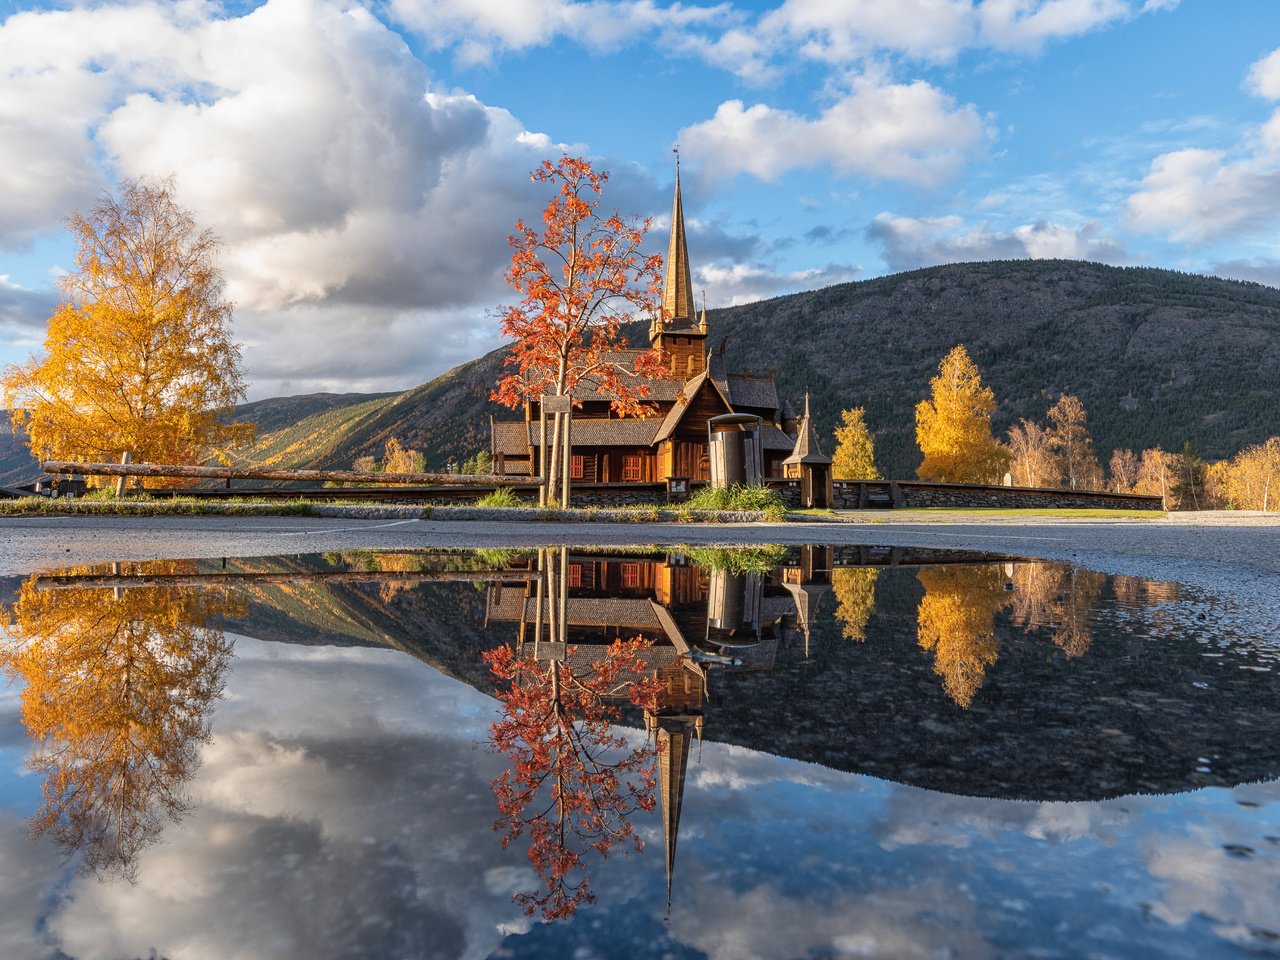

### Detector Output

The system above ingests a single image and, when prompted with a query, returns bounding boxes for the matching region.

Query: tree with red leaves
[484,639,662,919]
[491,156,667,504]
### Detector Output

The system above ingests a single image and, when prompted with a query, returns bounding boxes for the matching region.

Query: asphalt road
[2,513,1277,612]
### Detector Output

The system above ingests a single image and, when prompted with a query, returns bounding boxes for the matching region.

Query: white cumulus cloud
[757,0,1162,66]
[1127,45,1280,244]
[0,0,567,396]
[679,73,991,186]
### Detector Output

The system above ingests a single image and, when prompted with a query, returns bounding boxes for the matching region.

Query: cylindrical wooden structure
[706,413,762,488]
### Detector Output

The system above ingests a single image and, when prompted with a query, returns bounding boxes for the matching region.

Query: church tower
[650,156,709,377]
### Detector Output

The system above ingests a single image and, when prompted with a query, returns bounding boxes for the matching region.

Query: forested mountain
[3,259,1277,483]
[0,412,35,486]
[239,260,1280,478]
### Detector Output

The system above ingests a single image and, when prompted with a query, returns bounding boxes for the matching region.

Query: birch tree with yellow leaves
[1,178,253,466]
[915,345,1009,483]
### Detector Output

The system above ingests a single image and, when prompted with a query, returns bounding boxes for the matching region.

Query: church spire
[662,150,696,324]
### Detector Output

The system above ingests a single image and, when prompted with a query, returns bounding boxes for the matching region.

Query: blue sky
[1,0,1279,398]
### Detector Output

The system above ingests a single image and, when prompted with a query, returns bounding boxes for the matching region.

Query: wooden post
[561,406,572,509]
[546,547,558,656]
[533,548,545,656]
[558,545,569,645]
[540,394,572,509]
[115,452,131,497]
[539,404,548,507]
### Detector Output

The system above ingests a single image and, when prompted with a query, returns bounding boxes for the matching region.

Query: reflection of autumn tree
[1007,562,1061,631]
[1050,568,1105,659]
[0,566,238,879]
[484,641,661,919]
[1007,563,1104,659]
[916,567,1009,709]
[831,567,880,642]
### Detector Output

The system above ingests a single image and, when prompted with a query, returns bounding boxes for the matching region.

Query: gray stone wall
[832,480,1162,511]
[330,478,1160,511]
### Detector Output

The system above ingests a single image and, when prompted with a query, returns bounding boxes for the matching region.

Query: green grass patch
[0,495,322,517]
[474,487,525,508]
[684,484,786,521]
[683,544,789,574]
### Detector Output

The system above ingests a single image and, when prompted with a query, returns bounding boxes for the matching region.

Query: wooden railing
[38,460,540,499]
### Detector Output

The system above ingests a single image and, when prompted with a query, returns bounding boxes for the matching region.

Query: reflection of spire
[646,661,704,914]
[657,715,698,912]
[783,580,830,658]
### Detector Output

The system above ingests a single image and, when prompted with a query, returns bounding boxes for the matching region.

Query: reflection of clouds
[37,639,528,960]
[5,630,1280,958]
[670,879,993,960]
[874,786,1135,851]
[0,815,64,960]
[1145,785,1280,946]
[53,806,469,960]
[689,743,858,794]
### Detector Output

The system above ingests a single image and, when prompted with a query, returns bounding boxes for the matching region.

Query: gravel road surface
[2,511,1276,610]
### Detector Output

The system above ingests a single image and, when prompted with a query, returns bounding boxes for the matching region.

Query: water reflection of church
[485,546,834,900]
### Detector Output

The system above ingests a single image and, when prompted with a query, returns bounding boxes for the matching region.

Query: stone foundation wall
[831,480,1162,511]
[280,479,1161,511]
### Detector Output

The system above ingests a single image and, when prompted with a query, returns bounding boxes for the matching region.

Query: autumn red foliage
[491,156,668,502]
[484,639,662,919]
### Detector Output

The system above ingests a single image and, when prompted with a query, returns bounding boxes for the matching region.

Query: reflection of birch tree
[1007,563,1104,659]
[0,565,237,879]
[916,566,1009,709]
[831,567,880,642]
[484,640,661,919]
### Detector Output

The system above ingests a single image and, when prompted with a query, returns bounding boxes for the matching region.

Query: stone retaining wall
[294,479,1161,511]
[830,480,1162,511]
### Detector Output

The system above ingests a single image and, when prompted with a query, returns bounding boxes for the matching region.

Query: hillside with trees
[4,259,1277,483]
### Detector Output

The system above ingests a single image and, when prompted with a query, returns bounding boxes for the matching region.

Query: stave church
[490,165,829,499]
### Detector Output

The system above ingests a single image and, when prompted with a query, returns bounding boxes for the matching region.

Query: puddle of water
[1,545,1278,959]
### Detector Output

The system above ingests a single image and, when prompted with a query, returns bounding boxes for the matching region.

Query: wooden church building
[490,167,829,492]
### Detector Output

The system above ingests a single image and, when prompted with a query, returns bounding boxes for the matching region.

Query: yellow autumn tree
[831,566,880,641]
[915,565,1009,708]
[1,178,253,466]
[1217,436,1280,510]
[831,407,880,480]
[915,345,1009,483]
[0,566,238,879]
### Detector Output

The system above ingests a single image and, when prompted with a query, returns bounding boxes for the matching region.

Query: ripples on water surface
[0,545,1277,959]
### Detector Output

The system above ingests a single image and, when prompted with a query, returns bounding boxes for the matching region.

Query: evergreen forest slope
[241,260,1280,479]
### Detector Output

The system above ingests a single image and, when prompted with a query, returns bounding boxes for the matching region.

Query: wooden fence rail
[34,571,536,590]
[41,460,543,489]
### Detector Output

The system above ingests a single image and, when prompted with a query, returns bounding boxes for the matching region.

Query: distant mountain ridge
[3,259,1277,484]
[238,260,1280,479]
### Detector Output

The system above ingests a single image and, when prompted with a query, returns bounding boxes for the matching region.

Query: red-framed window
[567,563,583,587]
[622,456,643,481]
[621,563,641,588]
[570,455,585,480]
